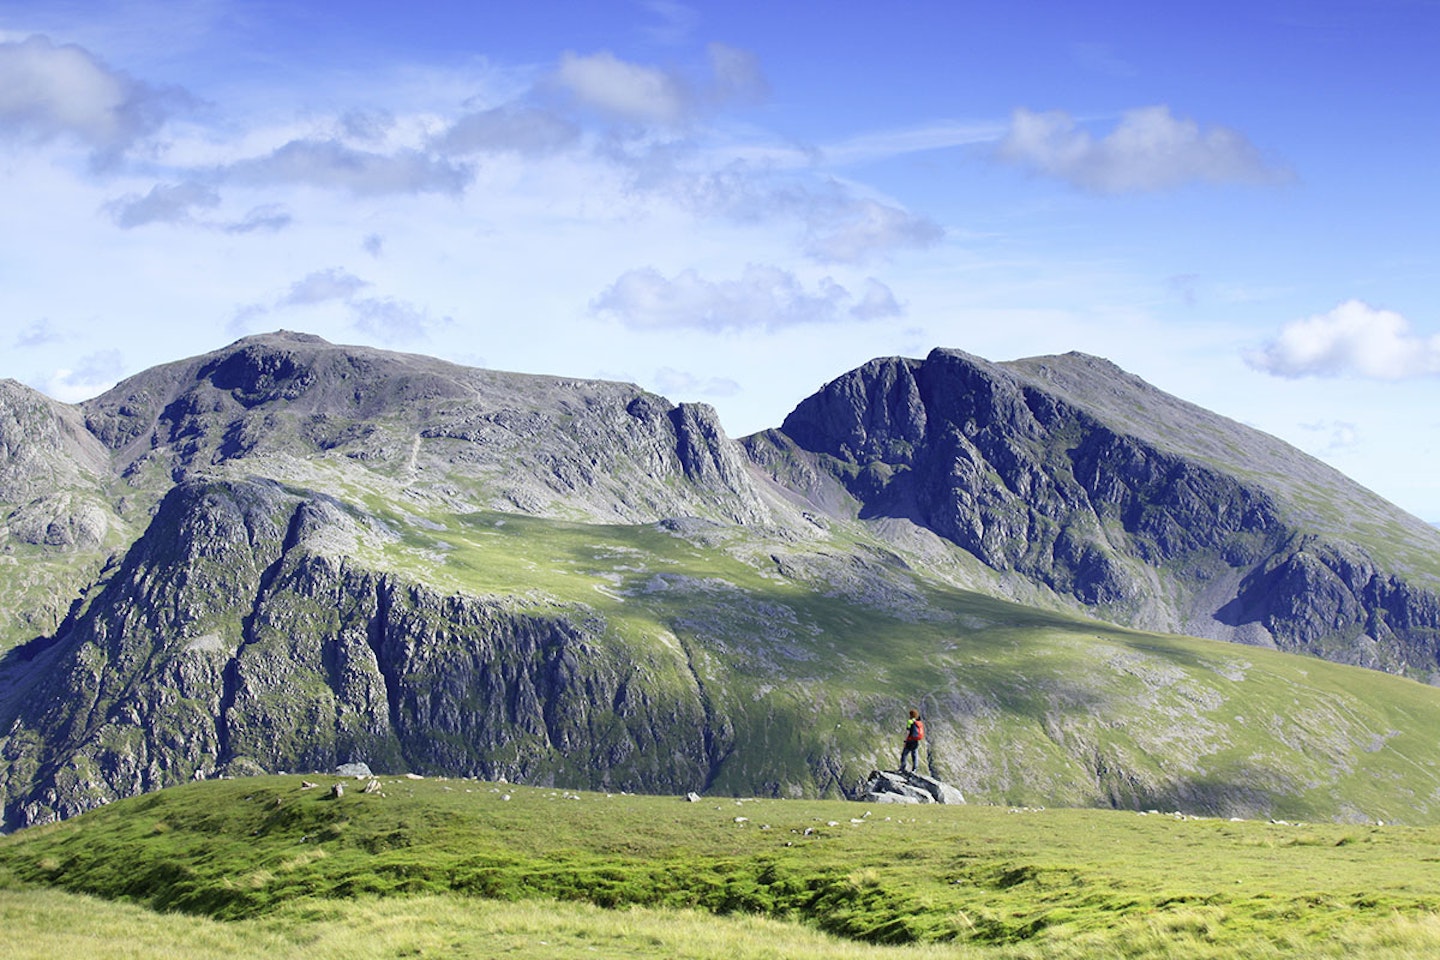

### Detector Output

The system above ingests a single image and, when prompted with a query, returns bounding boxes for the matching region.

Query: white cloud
[41,349,124,402]
[554,50,690,124]
[995,105,1284,193]
[850,278,904,321]
[652,366,741,398]
[591,264,902,332]
[0,34,184,157]
[550,45,765,127]
[432,105,579,156]
[639,159,941,264]
[225,139,472,196]
[224,204,292,234]
[107,179,219,228]
[1247,300,1440,379]
[352,296,450,343]
[12,318,63,348]
[279,268,370,307]
[1299,419,1361,456]
[802,195,943,264]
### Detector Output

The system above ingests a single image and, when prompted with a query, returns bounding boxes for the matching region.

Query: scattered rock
[363,778,382,794]
[685,791,702,802]
[337,762,373,778]
[330,782,344,799]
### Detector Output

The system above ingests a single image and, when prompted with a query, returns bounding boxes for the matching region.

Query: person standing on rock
[899,709,925,773]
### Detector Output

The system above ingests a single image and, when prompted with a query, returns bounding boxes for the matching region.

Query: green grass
[7,776,1440,958]
[356,503,1440,821]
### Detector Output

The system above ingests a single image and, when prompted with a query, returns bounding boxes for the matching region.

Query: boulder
[854,769,965,805]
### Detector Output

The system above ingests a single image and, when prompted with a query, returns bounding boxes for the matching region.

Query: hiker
[899,709,924,773]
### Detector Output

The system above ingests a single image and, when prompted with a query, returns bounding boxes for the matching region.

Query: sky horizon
[2,1,1437,522]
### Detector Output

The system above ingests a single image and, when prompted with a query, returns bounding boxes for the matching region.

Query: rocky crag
[4,333,1440,829]
[756,348,1440,672]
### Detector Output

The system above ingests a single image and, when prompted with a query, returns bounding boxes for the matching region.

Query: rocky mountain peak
[775,347,1440,666]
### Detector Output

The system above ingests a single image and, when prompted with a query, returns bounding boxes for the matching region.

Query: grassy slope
[6,776,1440,958]
[339,498,1440,822]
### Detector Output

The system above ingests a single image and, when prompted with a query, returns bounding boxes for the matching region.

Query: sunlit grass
[7,777,1440,957]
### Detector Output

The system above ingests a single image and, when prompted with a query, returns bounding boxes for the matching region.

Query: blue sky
[3,0,1438,521]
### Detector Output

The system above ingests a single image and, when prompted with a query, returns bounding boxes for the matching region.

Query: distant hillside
[4,332,1440,829]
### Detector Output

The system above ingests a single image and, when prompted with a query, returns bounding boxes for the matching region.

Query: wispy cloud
[224,205,292,234]
[591,264,902,332]
[224,139,472,196]
[1070,42,1139,79]
[12,318,63,348]
[1247,300,1440,379]
[279,268,370,307]
[652,366,741,398]
[352,296,450,343]
[995,105,1287,193]
[1298,419,1361,456]
[107,179,219,228]
[629,157,942,264]
[801,194,943,264]
[431,104,579,156]
[229,268,443,344]
[640,1,701,46]
[704,43,767,107]
[819,120,1002,167]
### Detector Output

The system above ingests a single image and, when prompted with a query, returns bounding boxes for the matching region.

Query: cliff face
[776,348,1440,670]
[0,479,723,830]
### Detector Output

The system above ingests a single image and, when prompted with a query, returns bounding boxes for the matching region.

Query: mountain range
[3,330,1440,830]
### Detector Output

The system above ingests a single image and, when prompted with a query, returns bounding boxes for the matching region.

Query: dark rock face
[0,478,727,830]
[779,348,1440,669]
[76,331,769,525]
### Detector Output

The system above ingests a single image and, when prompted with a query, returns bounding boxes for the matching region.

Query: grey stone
[854,769,963,806]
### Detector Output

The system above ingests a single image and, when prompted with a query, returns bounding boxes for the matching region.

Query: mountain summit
[3,333,1440,829]
[760,347,1440,669]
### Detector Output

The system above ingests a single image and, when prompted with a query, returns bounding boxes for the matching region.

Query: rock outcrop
[855,769,966,805]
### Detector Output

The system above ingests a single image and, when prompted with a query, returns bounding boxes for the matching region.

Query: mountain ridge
[767,345,1440,669]
[4,331,1440,829]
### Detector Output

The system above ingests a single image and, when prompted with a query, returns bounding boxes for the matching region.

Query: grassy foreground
[6,775,1440,958]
